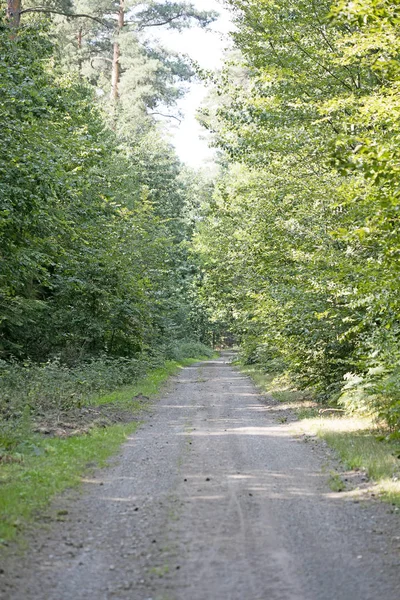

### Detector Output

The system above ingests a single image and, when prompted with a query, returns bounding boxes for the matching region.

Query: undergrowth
[0,345,214,545]
[0,341,213,421]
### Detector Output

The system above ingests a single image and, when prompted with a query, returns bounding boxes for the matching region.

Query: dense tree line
[3,0,400,430]
[195,0,400,428]
[0,1,217,368]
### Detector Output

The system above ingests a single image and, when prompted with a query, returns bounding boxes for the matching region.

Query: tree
[0,14,214,362]
[194,0,400,427]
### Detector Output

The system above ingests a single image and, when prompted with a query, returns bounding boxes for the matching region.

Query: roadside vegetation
[0,342,215,428]
[0,343,214,546]
[195,1,400,437]
[240,361,400,508]
[0,2,219,547]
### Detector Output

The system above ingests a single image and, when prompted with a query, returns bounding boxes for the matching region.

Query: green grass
[239,364,316,409]
[323,430,399,481]
[92,357,208,408]
[239,362,400,507]
[327,471,346,492]
[0,354,212,546]
[296,416,400,505]
[0,422,138,545]
[238,365,276,392]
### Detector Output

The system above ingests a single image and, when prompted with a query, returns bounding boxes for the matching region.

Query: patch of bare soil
[32,394,149,438]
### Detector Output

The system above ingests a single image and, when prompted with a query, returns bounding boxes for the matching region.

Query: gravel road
[1,354,399,600]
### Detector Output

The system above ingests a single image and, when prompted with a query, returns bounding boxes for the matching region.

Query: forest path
[1,354,399,600]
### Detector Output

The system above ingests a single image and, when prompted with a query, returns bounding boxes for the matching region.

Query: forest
[1,0,400,509]
[195,0,400,431]
[1,0,218,428]
[2,4,400,594]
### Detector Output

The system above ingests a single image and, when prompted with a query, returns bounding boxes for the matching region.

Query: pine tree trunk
[77,27,83,74]
[77,27,83,49]
[7,0,21,28]
[110,0,125,101]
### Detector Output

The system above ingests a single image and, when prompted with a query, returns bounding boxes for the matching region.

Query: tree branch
[135,12,185,30]
[149,111,182,123]
[19,7,112,28]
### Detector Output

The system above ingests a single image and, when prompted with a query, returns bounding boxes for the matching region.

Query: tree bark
[77,27,83,73]
[110,0,125,102]
[77,27,83,49]
[6,0,21,28]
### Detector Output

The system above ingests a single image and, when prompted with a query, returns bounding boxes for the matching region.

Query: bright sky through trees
[150,0,233,166]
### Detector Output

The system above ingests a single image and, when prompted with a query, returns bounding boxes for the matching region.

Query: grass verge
[0,422,139,546]
[93,357,207,408]
[239,363,400,507]
[296,416,400,506]
[0,355,211,546]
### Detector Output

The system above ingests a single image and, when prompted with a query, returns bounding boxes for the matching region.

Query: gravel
[1,354,399,599]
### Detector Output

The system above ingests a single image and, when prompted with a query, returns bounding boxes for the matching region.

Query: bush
[238,341,285,373]
[339,366,400,431]
[0,355,154,419]
[0,342,214,422]
[166,341,214,361]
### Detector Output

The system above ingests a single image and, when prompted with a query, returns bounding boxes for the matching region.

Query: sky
[149,1,234,167]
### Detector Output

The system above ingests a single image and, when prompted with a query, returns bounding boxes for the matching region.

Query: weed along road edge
[1,354,399,600]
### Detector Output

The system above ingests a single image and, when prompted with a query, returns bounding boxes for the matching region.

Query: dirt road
[1,355,399,599]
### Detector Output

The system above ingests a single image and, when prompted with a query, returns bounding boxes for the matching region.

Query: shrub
[166,341,214,361]
[0,355,152,419]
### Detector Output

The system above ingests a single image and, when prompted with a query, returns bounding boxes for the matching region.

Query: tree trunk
[77,27,83,49]
[110,0,125,101]
[77,27,83,73]
[6,0,21,28]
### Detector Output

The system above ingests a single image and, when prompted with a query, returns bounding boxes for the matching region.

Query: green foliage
[194,0,400,428]
[0,340,213,427]
[165,340,215,361]
[0,356,153,419]
[0,16,215,365]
